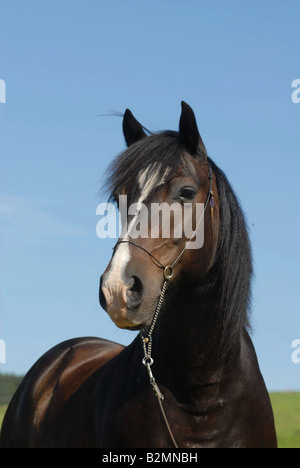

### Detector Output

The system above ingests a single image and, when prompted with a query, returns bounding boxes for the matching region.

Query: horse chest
[100,383,230,448]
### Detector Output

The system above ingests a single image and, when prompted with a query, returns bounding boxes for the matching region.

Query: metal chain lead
[140,276,179,448]
[141,278,170,374]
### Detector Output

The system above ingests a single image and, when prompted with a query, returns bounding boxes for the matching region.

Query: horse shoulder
[0,337,124,447]
[236,331,277,448]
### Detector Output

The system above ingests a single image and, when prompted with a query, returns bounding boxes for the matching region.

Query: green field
[0,406,6,430]
[0,394,299,447]
[270,393,300,448]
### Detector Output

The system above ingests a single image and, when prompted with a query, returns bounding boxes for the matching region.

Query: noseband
[114,165,215,448]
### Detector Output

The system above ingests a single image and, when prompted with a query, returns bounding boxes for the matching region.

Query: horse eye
[179,188,197,201]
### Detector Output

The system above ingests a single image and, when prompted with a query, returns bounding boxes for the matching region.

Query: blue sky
[0,0,299,390]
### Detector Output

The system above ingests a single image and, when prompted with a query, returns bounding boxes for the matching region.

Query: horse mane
[207,159,252,359]
[105,131,252,359]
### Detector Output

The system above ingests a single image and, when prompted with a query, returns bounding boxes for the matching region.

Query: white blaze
[106,163,170,285]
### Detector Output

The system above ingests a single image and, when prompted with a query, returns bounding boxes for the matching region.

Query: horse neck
[154,282,241,397]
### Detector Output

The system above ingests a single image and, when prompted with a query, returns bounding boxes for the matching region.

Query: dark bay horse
[0,102,277,448]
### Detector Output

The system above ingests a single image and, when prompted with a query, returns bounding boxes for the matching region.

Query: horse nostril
[127,276,144,309]
[99,276,107,311]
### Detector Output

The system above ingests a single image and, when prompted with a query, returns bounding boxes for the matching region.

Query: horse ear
[123,109,147,147]
[179,101,207,158]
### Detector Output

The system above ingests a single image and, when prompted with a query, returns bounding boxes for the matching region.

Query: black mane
[208,159,252,359]
[105,131,252,358]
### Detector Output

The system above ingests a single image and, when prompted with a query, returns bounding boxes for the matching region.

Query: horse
[0,102,277,448]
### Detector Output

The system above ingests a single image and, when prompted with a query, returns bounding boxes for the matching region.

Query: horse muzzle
[99,274,145,329]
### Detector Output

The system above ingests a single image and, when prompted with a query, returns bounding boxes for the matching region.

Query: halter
[116,165,214,280]
[114,165,214,448]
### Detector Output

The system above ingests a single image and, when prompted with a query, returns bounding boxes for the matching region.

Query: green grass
[270,392,300,448]
[1,394,299,447]
[0,405,6,430]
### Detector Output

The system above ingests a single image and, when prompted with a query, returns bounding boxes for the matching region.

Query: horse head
[100,102,219,330]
